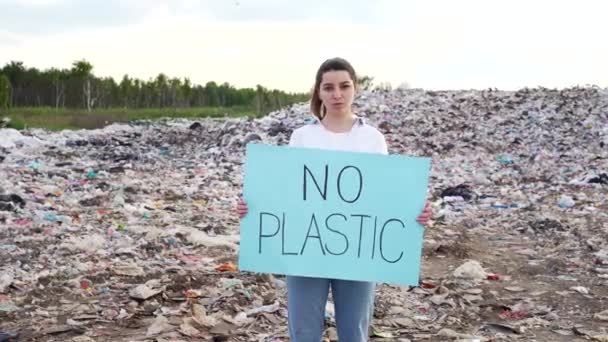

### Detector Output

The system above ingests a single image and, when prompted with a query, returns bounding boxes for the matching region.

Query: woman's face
[319,70,356,116]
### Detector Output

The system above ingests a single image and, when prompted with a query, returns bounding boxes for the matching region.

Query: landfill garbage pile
[1,86,608,341]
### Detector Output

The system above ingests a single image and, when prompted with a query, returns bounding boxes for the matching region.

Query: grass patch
[2,106,264,131]
[5,116,26,130]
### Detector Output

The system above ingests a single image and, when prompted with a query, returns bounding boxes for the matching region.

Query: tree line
[0,60,309,114]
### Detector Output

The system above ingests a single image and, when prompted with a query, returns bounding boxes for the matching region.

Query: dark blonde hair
[310,57,358,120]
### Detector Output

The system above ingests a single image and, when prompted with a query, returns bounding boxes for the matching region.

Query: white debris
[453,260,488,280]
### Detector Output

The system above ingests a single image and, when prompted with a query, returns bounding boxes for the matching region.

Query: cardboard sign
[238,143,431,285]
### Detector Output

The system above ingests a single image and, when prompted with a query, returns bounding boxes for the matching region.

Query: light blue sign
[238,143,431,286]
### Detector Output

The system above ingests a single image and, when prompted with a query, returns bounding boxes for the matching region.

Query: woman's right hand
[237,198,248,219]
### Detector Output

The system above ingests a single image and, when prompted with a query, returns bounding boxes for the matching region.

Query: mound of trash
[1,87,607,341]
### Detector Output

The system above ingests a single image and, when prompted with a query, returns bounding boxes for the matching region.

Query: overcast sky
[1,0,607,92]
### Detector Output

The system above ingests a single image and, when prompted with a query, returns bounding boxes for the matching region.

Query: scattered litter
[129,283,164,300]
[146,315,173,336]
[570,286,590,295]
[594,310,608,321]
[0,331,18,342]
[557,195,575,208]
[453,260,488,280]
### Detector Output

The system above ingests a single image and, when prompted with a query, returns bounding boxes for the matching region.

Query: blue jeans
[286,276,376,342]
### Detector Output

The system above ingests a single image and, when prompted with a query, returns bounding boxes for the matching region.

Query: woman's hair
[310,57,358,120]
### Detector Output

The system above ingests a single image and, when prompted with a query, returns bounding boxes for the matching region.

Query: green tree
[374,82,393,91]
[0,60,310,112]
[97,77,118,108]
[255,84,270,114]
[129,78,143,108]
[357,75,374,91]
[168,78,182,107]
[0,74,11,109]
[154,73,168,107]
[2,61,25,106]
[204,81,219,107]
[71,59,94,110]
[181,78,192,107]
[47,68,67,109]
[119,74,133,108]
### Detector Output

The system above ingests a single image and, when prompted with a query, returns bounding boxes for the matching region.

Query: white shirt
[288,117,388,155]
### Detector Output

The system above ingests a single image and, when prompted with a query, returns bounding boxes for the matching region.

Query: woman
[238,57,433,341]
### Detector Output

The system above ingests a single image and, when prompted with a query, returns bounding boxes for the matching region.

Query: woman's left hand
[416,201,433,227]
